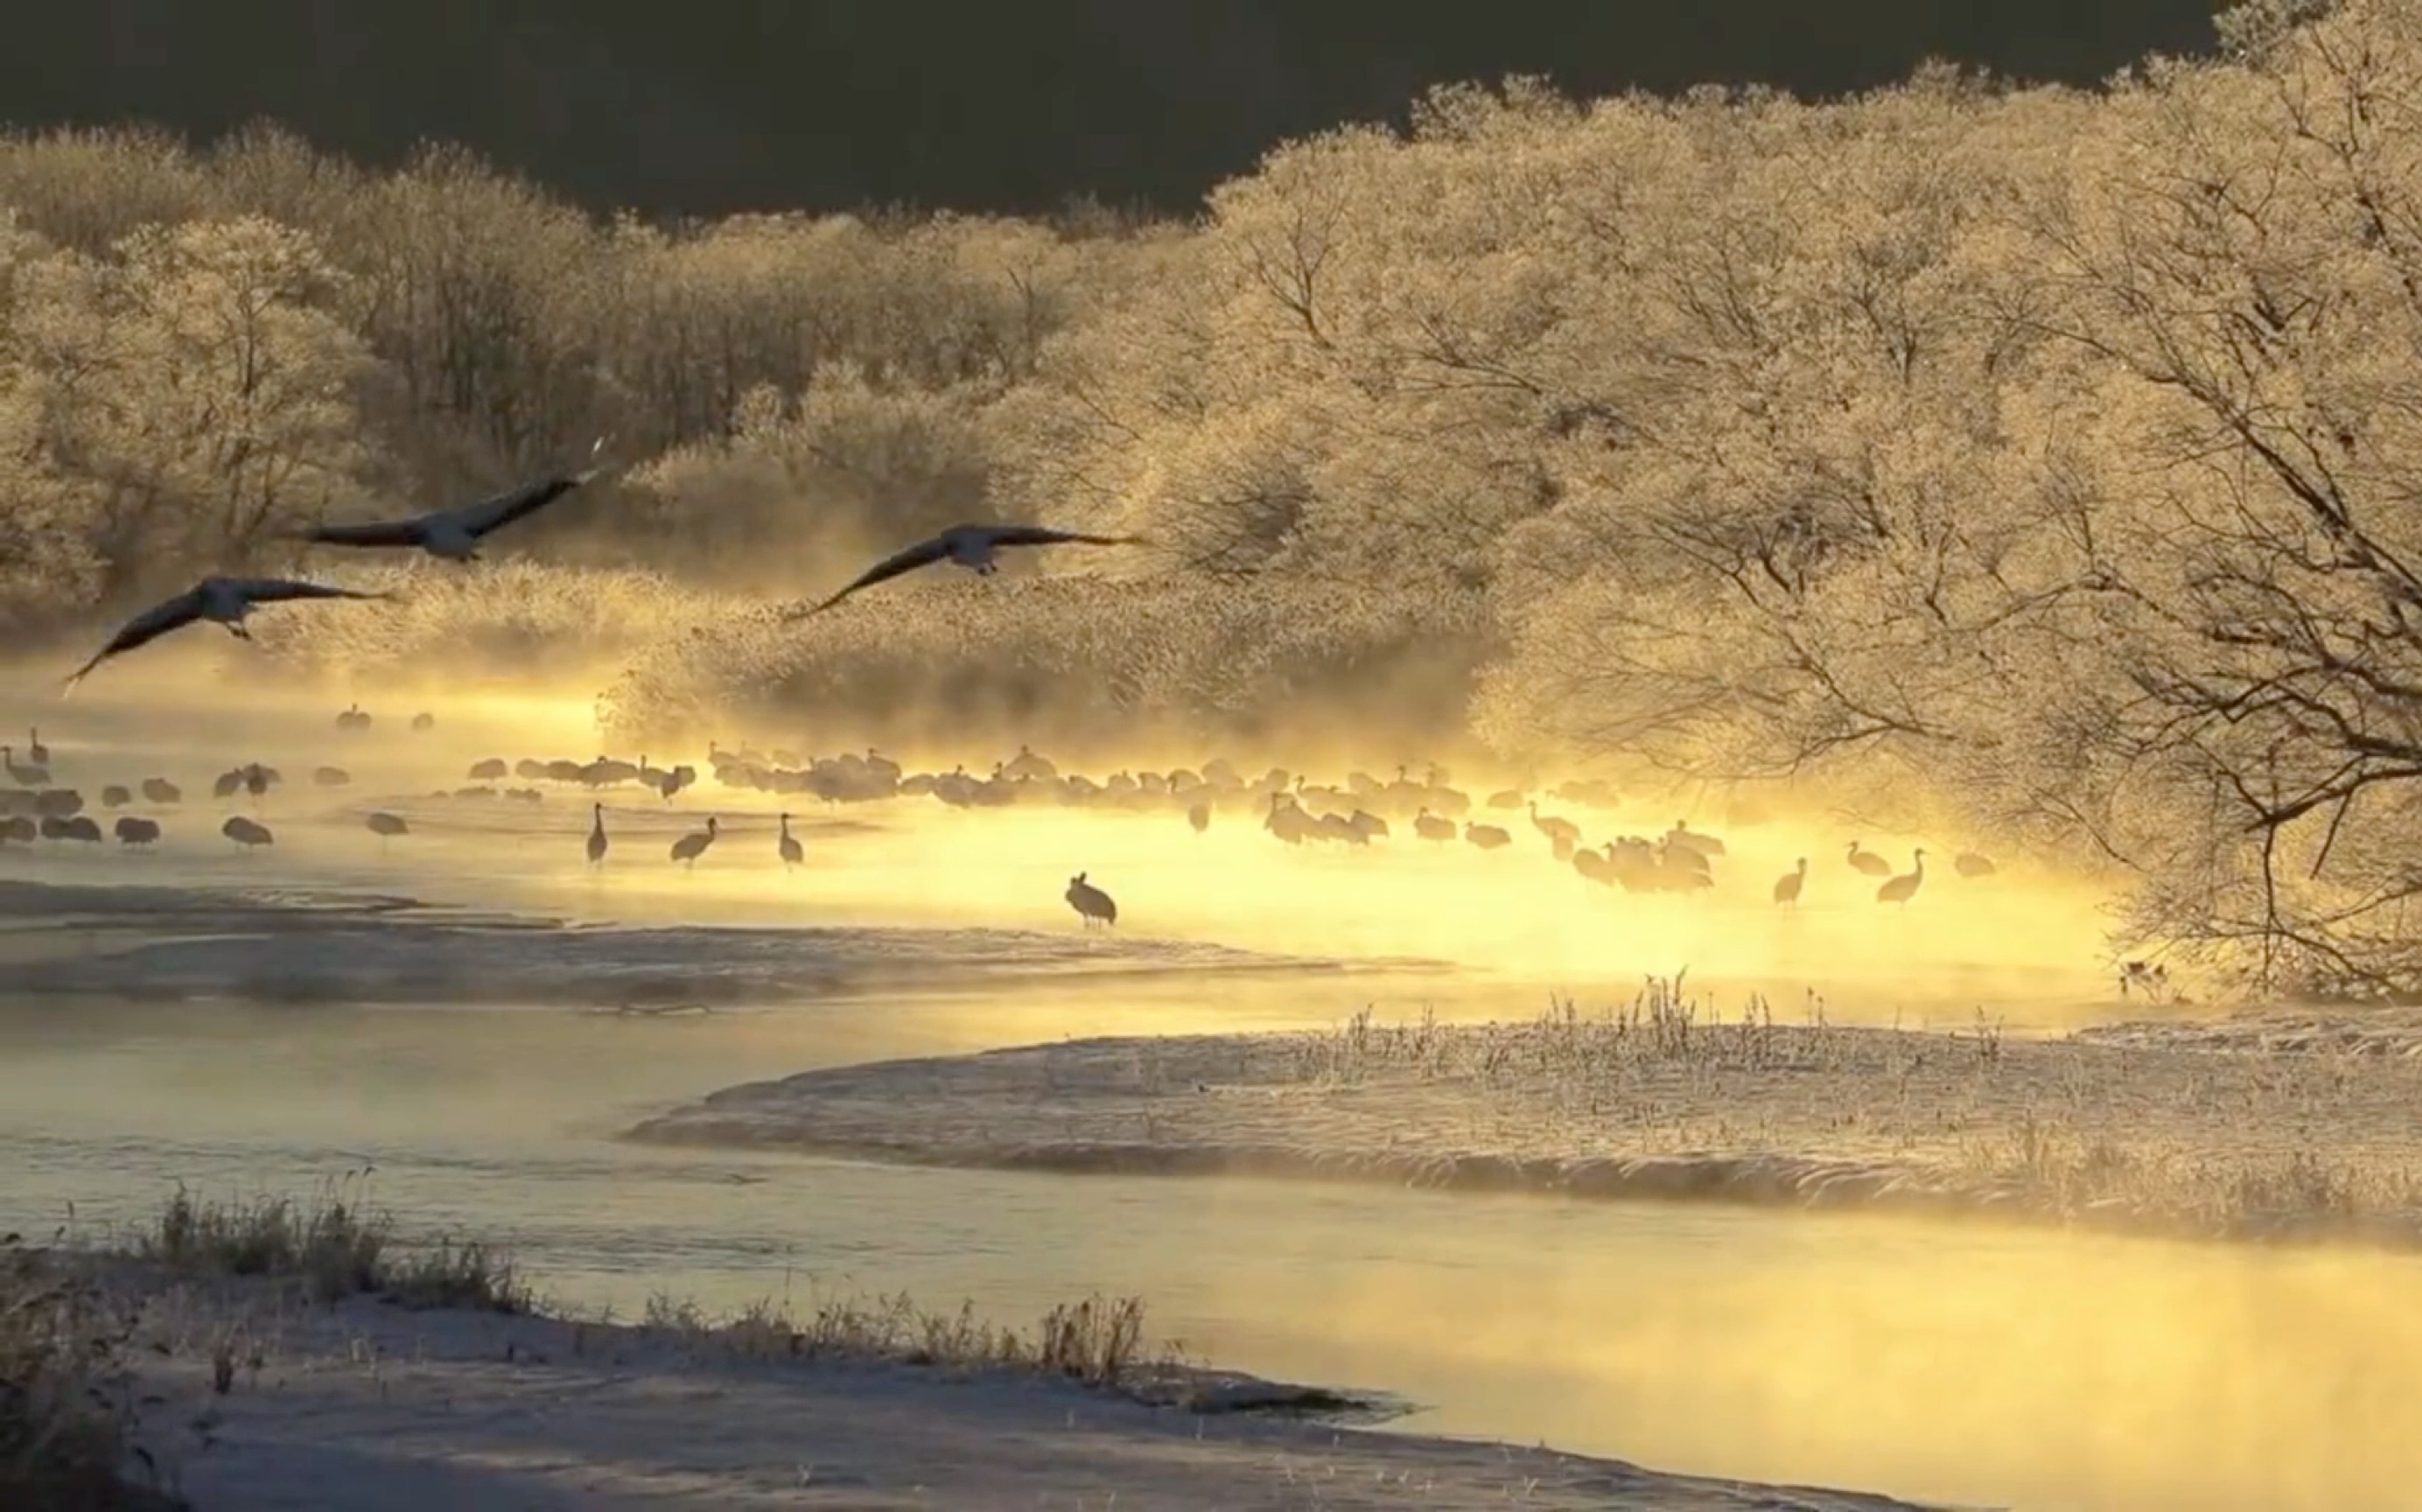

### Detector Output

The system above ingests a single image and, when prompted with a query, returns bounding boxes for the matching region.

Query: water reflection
[2,993,2417,1512]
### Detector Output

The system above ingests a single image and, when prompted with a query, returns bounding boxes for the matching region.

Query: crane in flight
[787,522,1148,620]
[287,437,612,561]
[63,577,391,687]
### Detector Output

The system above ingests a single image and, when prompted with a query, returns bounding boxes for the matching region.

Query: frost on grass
[62,1185,1347,1408]
[1,1178,526,1512]
[136,1182,529,1315]
[0,1238,167,1512]
[4,1188,1942,1512]
[109,1187,1370,1418]
[630,978,2422,1248]
[2074,1009,2422,1060]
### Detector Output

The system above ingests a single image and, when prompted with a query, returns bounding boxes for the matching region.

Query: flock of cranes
[0,707,1995,930]
[687,741,1991,913]
[52,439,1152,688]
[32,433,1976,915]
[18,425,2002,939]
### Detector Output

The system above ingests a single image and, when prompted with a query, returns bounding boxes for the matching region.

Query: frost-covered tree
[4,214,376,598]
[1477,78,2100,775]
[0,216,99,625]
[1988,0,2422,993]
[18,8,2422,993]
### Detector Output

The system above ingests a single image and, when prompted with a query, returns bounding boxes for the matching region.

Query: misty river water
[0,684,2416,1512]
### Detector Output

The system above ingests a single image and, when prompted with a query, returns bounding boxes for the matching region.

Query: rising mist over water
[8,23,2415,991]
[10,5,2422,1508]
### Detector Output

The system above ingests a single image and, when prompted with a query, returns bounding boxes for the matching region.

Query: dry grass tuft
[138,1180,528,1314]
[4,1180,1209,1511]
[126,1183,1172,1394]
[0,1237,168,1512]
[5,1180,531,1512]
[10,1179,1222,1508]
[634,1287,1161,1390]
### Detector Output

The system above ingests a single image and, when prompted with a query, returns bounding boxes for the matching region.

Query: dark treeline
[4,0,2224,217]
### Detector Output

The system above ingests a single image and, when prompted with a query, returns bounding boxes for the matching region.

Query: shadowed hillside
[0,0,2224,216]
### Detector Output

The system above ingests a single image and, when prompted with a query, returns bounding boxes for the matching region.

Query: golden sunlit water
[18,661,2122,1018]
[2,661,2406,1512]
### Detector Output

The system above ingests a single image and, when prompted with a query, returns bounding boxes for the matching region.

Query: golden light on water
[7,655,2123,1022]
[4,654,2393,1512]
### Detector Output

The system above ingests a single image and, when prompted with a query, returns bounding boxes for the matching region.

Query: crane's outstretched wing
[984,526,1149,550]
[785,535,953,620]
[453,438,612,538]
[223,578,394,605]
[290,518,429,550]
[62,588,207,687]
[294,438,613,549]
